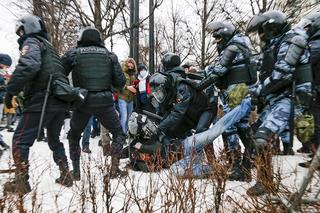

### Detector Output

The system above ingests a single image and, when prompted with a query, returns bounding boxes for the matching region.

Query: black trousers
[68,105,124,162]
[12,111,68,169]
[310,100,320,148]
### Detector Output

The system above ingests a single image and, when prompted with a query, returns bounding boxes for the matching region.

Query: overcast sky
[0,1,21,66]
[0,0,190,67]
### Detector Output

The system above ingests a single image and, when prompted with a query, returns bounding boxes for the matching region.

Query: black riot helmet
[161,52,181,72]
[206,21,236,44]
[149,72,172,108]
[15,15,47,36]
[77,26,104,46]
[296,12,320,38]
[246,10,289,41]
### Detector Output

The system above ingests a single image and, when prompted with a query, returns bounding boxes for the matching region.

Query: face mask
[140,70,147,77]
[127,68,135,74]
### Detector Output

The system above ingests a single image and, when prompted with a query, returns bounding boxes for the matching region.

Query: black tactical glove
[297,92,313,111]
[4,93,13,109]
[250,93,259,106]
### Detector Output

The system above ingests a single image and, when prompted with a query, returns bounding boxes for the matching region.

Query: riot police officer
[296,12,320,168]
[62,27,127,179]
[196,21,257,182]
[138,53,215,177]
[246,10,312,196]
[151,53,214,138]
[4,15,73,195]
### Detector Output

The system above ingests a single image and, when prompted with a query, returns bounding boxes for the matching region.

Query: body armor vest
[27,36,65,96]
[261,34,313,85]
[72,46,112,91]
[310,39,320,86]
[259,46,277,82]
[260,33,313,97]
[220,42,257,89]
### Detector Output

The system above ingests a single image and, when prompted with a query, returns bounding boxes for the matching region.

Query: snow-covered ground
[0,122,319,212]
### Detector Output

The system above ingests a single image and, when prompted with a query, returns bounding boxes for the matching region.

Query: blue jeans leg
[81,116,93,147]
[118,99,133,134]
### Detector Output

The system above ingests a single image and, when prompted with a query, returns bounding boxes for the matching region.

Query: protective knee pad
[255,127,274,150]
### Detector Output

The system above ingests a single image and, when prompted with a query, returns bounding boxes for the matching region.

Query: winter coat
[6,36,66,112]
[137,70,151,94]
[117,58,137,102]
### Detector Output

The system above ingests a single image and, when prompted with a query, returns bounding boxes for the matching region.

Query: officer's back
[62,27,125,106]
[61,27,127,179]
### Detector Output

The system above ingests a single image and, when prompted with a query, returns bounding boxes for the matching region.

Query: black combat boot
[3,162,31,195]
[56,166,73,187]
[240,154,252,182]
[247,150,275,196]
[82,144,92,154]
[281,142,294,155]
[109,156,128,178]
[71,160,80,181]
[237,127,255,182]
[228,150,244,181]
[297,144,311,153]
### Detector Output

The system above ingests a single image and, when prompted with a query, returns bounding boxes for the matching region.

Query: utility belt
[219,63,257,89]
[87,89,112,93]
[294,64,313,85]
[73,81,111,92]
[261,63,313,98]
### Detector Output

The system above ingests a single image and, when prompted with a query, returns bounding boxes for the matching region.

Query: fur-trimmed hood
[121,57,138,74]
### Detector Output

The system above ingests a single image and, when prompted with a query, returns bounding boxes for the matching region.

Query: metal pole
[149,0,155,74]
[133,0,139,63]
[129,0,134,57]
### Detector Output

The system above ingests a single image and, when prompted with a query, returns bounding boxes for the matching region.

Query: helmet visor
[151,86,166,103]
[246,15,268,34]
[15,20,24,36]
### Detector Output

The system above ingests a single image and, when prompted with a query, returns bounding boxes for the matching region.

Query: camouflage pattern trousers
[258,97,291,144]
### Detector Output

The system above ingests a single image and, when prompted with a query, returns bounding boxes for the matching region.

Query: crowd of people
[0,9,319,200]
